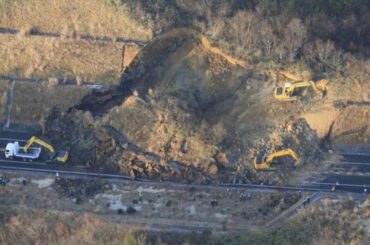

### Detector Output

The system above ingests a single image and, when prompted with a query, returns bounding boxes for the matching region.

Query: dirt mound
[45,28,326,184]
[302,104,370,145]
[45,109,123,171]
[46,102,225,183]
[120,28,246,110]
[331,106,370,144]
[240,119,324,184]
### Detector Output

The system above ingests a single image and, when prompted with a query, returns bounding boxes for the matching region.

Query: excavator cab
[254,148,301,170]
[23,136,68,163]
[274,82,297,101]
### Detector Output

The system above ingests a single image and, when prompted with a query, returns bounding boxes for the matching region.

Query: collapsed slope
[46,28,325,184]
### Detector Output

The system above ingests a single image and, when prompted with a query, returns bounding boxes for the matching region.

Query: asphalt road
[341,154,370,163]
[0,129,369,193]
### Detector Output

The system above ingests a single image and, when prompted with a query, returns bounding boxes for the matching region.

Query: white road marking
[0,138,27,142]
[308,181,369,187]
[327,161,370,166]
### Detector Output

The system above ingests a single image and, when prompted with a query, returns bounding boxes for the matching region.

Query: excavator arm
[23,136,68,163]
[24,136,55,153]
[254,148,301,170]
[278,71,302,82]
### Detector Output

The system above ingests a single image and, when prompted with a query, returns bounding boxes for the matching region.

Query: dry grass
[12,82,89,124]
[0,35,130,83]
[0,0,151,40]
[0,207,140,245]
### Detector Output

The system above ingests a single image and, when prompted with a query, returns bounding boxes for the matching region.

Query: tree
[228,11,259,55]
[304,39,343,70]
[283,18,307,61]
[259,19,278,56]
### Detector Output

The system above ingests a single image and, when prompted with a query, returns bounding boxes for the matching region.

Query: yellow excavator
[254,148,301,170]
[274,71,328,101]
[23,136,68,163]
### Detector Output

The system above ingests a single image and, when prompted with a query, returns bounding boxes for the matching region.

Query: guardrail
[0,27,147,46]
[0,75,112,91]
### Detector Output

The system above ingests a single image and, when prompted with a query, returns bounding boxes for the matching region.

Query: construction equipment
[5,141,41,161]
[274,71,328,101]
[254,148,301,170]
[23,136,68,163]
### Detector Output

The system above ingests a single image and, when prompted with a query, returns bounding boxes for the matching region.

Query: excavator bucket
[253,157,272,170]
[55,151,68,163]
[278,71,302,82]
[315,79,329,91]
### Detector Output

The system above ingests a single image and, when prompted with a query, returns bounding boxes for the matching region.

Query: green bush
[126,206,136,214]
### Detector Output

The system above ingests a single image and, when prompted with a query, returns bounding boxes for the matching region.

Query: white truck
[5,141,41,161]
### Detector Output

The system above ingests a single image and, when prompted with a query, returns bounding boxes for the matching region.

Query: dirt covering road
[40,28,331,185]
[0,27,359,187]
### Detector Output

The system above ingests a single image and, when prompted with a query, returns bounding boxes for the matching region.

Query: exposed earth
[27,28,367,186]
[1,1,370,244]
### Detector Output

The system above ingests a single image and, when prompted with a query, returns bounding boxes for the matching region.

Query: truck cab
[5,142,18,159]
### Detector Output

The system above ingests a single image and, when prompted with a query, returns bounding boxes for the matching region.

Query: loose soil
[45,28,330,184]
[0,27,355,186]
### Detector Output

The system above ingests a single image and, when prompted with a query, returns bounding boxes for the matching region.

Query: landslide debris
[45,28,326,184]
[244,119,324,184]
[45,109,123,172]
[121,28,246,110]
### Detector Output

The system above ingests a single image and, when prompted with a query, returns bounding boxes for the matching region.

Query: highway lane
[0,158,331,193]
[317,151,370,193]
[322,175,370,187]
[340,154,370,163]
[331,163,370,173]
[0,130,34,140]
[309,180,369,193]
[0,130,35,149]
[0,129,369,193]
[1,157,368,193]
